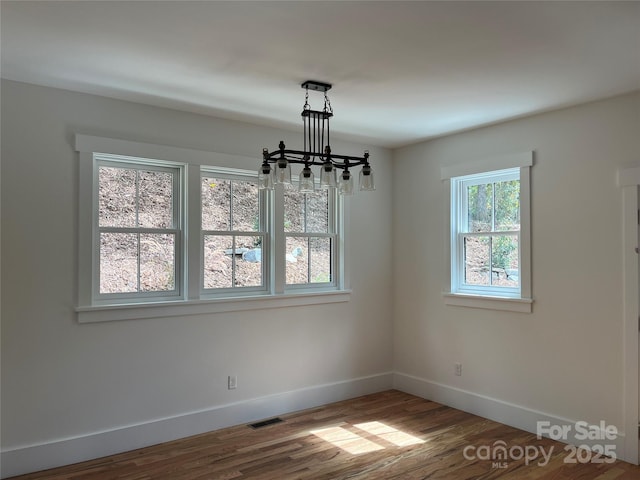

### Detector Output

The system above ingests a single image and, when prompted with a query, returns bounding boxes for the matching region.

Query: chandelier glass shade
[259,81,374,195]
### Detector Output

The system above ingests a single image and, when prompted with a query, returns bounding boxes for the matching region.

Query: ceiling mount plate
[301,80,332,92]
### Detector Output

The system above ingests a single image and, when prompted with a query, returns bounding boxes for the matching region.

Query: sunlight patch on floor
[311,421,425,455]
[310,426,385,454]
[354,421,426,447]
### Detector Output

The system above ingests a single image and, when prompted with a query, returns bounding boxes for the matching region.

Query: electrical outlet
[454,363,462,376]
[228,375,237,390]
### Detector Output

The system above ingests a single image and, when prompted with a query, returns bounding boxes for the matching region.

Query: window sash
[201,232,268,294]
[458,170,519,232]
[456,232,520,293]
[285,233,337,288]
[284,187,332,235]
[97,232,180,299]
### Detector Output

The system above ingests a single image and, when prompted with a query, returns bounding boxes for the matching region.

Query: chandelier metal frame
[259,80,374,194]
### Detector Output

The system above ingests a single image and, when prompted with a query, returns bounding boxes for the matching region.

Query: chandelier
[259,80,374,195]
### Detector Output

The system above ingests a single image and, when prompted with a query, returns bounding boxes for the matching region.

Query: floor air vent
[249,417,283,429]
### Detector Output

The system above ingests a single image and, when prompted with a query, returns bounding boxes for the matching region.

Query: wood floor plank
[8,390,640,480]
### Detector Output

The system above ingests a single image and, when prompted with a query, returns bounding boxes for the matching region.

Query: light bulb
[276,158,291,184]
[320,162,337,189]
[338,170,354,196]
[359,164,375,191]
[299,166,315,193]
[258,163,274,190]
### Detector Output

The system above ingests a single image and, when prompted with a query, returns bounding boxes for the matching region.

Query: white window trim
[441,151,533,313]
[76,291,352,323]
[76,134,350,323]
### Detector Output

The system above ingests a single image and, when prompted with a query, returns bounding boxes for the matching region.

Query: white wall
[3,78,639,475]
[393,91,640,436]
[0,80,394,475]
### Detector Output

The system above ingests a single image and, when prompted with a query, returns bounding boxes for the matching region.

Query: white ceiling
[2,1,639,148]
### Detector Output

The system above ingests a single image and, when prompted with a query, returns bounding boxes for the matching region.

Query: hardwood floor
[9,390,640,479]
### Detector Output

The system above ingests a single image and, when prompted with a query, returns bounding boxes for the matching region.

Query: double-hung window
[452,169,520,297]
[442,152,532,313]
[76,134,349,322]
[94,155,184,304]
[201,169,268,294]
[284,185,337,288]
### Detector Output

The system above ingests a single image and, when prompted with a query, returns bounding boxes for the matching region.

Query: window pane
[286,236,308,284]
[306,190,329,233]
[231,180,259,232]
[284,187,329,233]
[492,235,519,287]
[203,235,233,288]
[235,236,262,287]
[464,236,490,285]
[138,170,173,228]
[99,167,136,227]
[467,183,493,233]
[310,237,331,283]
[284,186,305,233]
[495,180,520,231]
[100,232,138,293]
[202,177,231,231]
[140,234,175,291]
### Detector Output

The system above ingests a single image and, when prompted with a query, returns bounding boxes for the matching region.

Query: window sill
[442,292,533,313]
[77,290,352,323]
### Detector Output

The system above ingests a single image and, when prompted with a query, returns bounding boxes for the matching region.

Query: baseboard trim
[1,372,393,478]
[393,372,629,463]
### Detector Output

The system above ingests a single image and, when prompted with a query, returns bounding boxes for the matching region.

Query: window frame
[283,181,339,291]
[200,167,270,297]
[76,135,350,323]
[441,152,533,313]
[92,154,187,305]
[452,168,521,298]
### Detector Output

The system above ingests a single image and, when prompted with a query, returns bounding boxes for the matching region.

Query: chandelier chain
[324,91,333,115]
[304,86,310,111]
